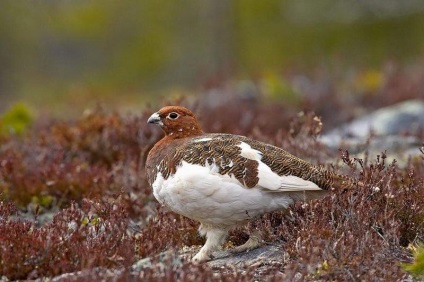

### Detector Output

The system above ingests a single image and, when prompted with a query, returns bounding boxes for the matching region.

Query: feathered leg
[192,225,227,262]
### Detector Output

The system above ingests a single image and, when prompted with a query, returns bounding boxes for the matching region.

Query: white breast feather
[152,161,294,226]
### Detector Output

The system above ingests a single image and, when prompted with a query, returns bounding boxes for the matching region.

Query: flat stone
[207,244,285,268]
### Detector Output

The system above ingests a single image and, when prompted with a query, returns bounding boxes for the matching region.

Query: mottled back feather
[146,133,355,190]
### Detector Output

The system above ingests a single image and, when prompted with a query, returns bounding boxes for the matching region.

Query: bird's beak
[147,112,161,124]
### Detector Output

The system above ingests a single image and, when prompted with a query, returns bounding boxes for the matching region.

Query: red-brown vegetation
[1,69,424,280]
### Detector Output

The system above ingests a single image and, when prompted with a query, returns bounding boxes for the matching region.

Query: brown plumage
[146,106,356,262]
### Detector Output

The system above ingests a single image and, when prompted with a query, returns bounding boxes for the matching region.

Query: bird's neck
[163,126,204,140]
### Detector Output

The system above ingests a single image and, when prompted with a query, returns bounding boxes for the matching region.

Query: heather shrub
[135,208,202,258]
[0,78,423,280]
[0,199,134,280]
[0,109,158,208]
[275,151,424,281]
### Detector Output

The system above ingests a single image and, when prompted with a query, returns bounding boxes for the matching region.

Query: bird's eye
[168,112,179,120]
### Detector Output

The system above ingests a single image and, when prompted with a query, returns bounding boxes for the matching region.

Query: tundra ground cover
[1,73,423,280]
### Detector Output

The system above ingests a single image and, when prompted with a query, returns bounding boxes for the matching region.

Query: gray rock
[206,244,286,268]
[143,243,287,269]
[320,100,424,165]
[131,249,183,272]
[321,99,424,146]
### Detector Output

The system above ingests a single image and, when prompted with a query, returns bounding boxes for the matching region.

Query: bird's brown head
[147,106,204,138]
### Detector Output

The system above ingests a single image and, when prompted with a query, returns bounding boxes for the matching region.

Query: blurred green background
[1,0,424,116]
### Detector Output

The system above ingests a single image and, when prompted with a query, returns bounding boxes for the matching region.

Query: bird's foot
[192,227,228,263]
[230,230,263,254]
[192,249,213,263]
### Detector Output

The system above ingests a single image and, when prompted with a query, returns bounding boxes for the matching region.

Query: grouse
[146,106,354,262]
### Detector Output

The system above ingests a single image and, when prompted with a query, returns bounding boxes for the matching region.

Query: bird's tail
[288,172,360,202]
[329,171,362,190]
[306,164,361,191]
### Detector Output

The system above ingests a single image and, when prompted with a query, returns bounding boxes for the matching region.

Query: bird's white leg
[230,229,263,254]
[192,226,227,262]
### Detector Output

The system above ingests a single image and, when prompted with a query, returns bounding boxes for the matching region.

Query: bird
[145,106,355,262]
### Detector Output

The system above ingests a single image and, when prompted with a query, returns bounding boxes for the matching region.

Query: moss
[0,103,33,136]
[31,195,54,208]
[402,244,424,279]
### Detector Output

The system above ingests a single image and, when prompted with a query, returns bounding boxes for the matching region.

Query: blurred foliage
[403,244,424,279]
[261,72,300,104]
[1,0,424,115]
[31,195,54,209]
[0,103,33,137]
[354,69,385,93]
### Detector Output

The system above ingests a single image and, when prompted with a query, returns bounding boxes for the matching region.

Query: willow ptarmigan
[146,106,354,262]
